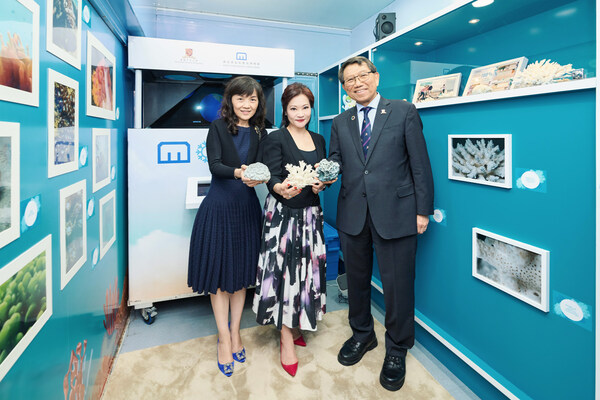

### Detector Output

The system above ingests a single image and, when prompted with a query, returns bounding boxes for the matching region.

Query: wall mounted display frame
[463,57,528,96]
[448,134,512,189]
[0,122,20,250]
[60,180,87,289]
[48,69,79,178]
[86,32,116,120]
[0,0,40,107]
[99,189,116,259]
[92,128,111,192]
[412,73,462,103]
[0,235,53,381]
[46,0,82,69]
[473,228,549,312]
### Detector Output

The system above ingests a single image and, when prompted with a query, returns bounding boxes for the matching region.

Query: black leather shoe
[337,335,378,366]
[380,354,406,391]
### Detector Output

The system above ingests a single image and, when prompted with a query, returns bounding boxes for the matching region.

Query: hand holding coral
[275,179,302,200]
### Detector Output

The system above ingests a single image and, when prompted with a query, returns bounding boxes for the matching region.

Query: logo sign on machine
[128,36,295,77]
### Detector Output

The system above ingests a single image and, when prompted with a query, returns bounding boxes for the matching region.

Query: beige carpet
[103,310,453,399]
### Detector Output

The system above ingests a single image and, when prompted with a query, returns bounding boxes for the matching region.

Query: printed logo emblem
[157,142,191,164]
[236,52,248,61]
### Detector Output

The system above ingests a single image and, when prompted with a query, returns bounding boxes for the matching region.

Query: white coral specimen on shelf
[511,59,573,89]
[285,160,317,188]
[244,162,271,181]
[315,159,340,182]
[452,138,505,182]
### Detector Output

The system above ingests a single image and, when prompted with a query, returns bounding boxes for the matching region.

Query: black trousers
[338,209,417,357]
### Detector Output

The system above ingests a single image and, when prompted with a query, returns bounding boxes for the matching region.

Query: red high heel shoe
[280,340,298,377]
[293,335,306,347]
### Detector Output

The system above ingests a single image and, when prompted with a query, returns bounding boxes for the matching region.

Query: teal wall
[0,0,131,398]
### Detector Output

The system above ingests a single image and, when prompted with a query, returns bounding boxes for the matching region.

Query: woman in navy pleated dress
[188,76,267,377]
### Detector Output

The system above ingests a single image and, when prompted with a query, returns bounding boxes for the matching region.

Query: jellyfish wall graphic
[472,228,549,312]
[46,0,82,68]
[99,189,116,259]
[0,235,53,381]
[48,69,78,177]
[86,32,115,120]
[92,128,111,192]
[0,122,20,249]
[60,180,87,289]
[0,0,40,106]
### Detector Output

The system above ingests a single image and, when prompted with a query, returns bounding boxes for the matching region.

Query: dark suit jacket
[329,97,434,239]
[206,118,266,179]
[261,127,327,209]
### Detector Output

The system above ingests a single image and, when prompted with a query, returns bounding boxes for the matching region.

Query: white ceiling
[130,0,396,29]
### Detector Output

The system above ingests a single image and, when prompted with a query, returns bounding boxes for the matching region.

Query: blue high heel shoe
[229,322,246,363]
[217,339,234,377]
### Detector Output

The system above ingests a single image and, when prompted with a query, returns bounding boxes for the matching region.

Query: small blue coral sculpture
[244,162,271,181]
[316,159,340,182]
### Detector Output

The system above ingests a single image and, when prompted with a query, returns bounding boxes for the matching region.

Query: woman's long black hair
[220,76,266,135]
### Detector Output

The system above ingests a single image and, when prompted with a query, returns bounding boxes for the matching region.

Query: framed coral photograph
[46,0,82,69]
[0,0,40,107]
[0,121,20,249]
[0,235,53,381]
[412,73,461,103]
[473,228,549,312]
[92,128,111,192]
[48,69,79,177]
[60,180,87,289]
[86,32,115,120]
[99,189,116,259]
[448,134,512,189]
[463,57,528,96]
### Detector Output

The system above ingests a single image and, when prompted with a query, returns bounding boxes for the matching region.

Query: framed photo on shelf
[48,69,79,178]
[46,0,82,69]
[473,228,549,312]
[0,0,40,106]
[412,73,461,103]
[448,134,512,189]
[0,121,20,249]
[463,57,528,96]
[92,128,111,192]
[86,32,116,120]
[0,235,53,381]
[60,180,87,289]
[99,189,116,259]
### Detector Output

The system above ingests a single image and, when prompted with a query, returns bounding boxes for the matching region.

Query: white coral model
[511,59,573,88]
[452,138,505,182]
[285,160,317,188]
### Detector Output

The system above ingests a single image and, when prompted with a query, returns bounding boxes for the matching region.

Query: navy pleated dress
[188,125,262,294]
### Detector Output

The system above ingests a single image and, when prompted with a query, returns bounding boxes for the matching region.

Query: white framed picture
[0,0,40,107]
[0,235,53,381]
[0,121,20,249]
[92,128,111,192]
[60,180,87,289]
[448,134,512,189]
[48,69,79,178]
[86,32,116,120]
[412,73,461,103]
[463,57,528,96]
[473,228,549,312]
[46,0,82,69]
[99,189,116,259]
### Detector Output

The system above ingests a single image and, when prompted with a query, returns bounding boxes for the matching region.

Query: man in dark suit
[329,56,434,391]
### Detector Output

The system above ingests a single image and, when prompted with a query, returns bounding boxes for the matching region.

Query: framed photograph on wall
[0,0,40,106]
[86,32,116,120]
[0,235,53,381]
[463,57,528,96]
[473,228,549,312]
[448,134,512,189]
[60,180,87,289]
[412,73,461,103]
[46,0,82,68]
[0,122,20,249]
[99,189,116,259]
[48,69,79,177]
[92,128,111,192]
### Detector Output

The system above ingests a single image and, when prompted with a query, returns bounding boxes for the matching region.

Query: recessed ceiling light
[414,41,423,46]
[472,0,494,8]
[469,19,480,24]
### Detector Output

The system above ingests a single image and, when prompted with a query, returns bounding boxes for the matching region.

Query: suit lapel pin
[381,109,386,114]
[351,115,355,120]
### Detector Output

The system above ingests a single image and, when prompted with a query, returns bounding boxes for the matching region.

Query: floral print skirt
[252,194,326,331]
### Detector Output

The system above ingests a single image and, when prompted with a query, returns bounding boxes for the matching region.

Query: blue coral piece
[316,159,340,181]
[244,162,271,181]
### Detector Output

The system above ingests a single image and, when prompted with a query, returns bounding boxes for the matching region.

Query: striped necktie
[360,106,372,157]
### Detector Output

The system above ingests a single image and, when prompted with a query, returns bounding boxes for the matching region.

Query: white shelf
[415,78,596,110]
[318,114,339,121]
